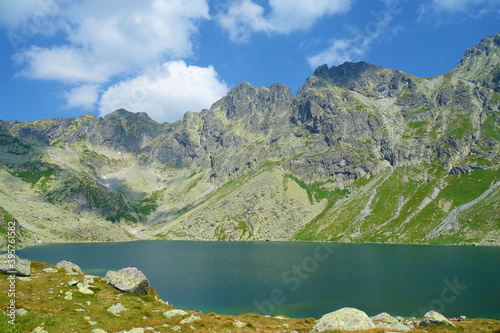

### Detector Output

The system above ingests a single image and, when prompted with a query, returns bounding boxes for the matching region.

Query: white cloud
[307,0,398,68]
[12,0,210,82]
[15,46,113,83]
[65,84,100,110]
[2,0,217,121]
[307,39,365,68]
[0,0,47,28]
[431,0,500,12]
[99,61,229,123]
[218,0,352,42]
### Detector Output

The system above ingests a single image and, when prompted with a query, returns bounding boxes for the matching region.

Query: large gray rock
[105,267,150,295]
[0,254,30,276]
[420,310,454,327]
[312,307,376,332]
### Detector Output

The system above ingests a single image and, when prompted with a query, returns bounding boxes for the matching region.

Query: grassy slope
[293,168,500,244]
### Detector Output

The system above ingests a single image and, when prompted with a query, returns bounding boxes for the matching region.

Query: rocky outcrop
[0,254,31,276]
[311,307,376,332]
[105,267,150,295]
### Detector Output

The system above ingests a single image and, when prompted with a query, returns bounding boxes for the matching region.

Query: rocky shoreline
[1,254,499,333]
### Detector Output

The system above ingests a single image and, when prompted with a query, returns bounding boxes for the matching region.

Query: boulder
[56,260,82,274]
[312,307,376,332]
[371,312,411,331]
[420,310,454,327]
[104,267,150,295]
[0,254,31,276]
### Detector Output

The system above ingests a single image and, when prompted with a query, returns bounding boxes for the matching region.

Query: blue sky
[0,0,499,123]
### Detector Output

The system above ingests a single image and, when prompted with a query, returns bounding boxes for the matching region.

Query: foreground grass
[0,261,499,332]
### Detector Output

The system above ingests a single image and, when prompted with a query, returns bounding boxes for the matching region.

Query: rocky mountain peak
[454,32,500,89]
[103,109,156,123]
[311,61,386,89]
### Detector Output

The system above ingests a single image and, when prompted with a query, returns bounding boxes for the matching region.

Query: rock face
[420,310,454,327]
[0,33,499,247]
[0,254,31,276]
[105,267,150,295]
[312,307,376,332]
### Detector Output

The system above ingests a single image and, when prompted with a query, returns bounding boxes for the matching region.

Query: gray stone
[180,314,201,324]
[0,254,31,276]
[68,279,79,286]
[77,282,94,294]
[274,315,289,320]
[420,310,454,327]
[164,309,188,318]
[105,267,150,295]
[312,307,376,332]
[43,267,57,273]
[56,260,82,273]
[107,303,127,315]
[233,320,247,328]
[371,313,411,331]
[121,328,144,333]
[91,330,108,333]
[17,308,28,316]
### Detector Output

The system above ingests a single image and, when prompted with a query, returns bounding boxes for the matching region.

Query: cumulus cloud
[218,0,352,42]
[99,61,229,123]
[12,0,209,83]
[307,0,399,68]
[14,46,113,83]
[65,84,100,110]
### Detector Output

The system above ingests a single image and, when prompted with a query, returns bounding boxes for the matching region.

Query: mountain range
[1,33,499,249]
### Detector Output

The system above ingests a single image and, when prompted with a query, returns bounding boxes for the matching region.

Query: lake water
[18,241,500,319]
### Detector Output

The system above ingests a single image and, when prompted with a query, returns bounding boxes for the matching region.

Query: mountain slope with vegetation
[0,34,499,248]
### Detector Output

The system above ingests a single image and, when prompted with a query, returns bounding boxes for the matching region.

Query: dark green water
[18,241,500,319]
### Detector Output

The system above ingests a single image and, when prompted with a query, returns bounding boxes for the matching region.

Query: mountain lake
[18,241,500,319]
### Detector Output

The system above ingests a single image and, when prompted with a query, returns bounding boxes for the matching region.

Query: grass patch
[408,121,426,129]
